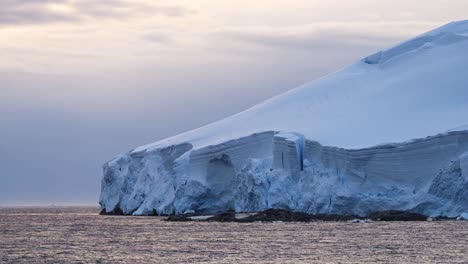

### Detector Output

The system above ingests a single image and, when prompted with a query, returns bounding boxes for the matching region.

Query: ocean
[1,207,467,263]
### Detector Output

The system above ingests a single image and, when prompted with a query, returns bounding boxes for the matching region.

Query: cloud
[142,31,173,44]
[210,31,395,57]
[208,22,433,55]
[0,0,77,25]
[0,0,193,26]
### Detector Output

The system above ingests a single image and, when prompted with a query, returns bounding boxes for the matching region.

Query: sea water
[1,207,467,263]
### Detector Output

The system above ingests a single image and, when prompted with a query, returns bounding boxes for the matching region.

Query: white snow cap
[134,20,468,154]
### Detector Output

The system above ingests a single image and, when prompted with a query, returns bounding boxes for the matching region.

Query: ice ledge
[364,20,468,65]
[100,130,468,217]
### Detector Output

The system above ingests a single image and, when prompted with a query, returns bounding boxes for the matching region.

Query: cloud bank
[0,0,192,26]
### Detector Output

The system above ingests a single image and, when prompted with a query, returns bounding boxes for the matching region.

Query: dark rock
[207,211,236,222]
[165,214,193,222]
[164,209,429,222]
[163,209,361,222]
[238,209,313,222]
[237,209,359,222]
[368,210,427,221]
[100,208,126,215]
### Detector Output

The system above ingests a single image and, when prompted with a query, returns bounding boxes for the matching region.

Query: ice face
[100,131,468,217]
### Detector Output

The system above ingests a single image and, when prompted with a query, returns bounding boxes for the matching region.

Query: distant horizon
[0,201,99,207]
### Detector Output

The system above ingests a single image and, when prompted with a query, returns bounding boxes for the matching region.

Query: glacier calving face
[100,131,468,217]
[100,21,468,217]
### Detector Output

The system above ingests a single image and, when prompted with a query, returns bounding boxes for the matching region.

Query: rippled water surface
[1,207,467,263]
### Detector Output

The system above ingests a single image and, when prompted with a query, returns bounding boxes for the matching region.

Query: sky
[1,0,467,205]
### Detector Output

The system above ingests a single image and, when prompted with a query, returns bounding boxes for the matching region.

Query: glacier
[100,20,468,217]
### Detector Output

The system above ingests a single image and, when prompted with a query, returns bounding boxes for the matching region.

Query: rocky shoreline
[163,209,447,222]
[100,208,468,222]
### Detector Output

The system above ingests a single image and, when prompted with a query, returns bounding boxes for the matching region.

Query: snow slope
[134,20,468,151]
[100,21,468,217]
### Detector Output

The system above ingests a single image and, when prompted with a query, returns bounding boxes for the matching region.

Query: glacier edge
[100,130,468,218]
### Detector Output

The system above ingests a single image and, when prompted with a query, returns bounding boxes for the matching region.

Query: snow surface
[100,21,468,217]
[133,20,468,152]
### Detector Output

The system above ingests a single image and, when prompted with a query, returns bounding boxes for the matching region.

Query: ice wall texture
[100,131,468,217]
[100,21,468,216]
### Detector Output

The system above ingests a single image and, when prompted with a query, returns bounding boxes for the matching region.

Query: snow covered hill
[100,21,468,217]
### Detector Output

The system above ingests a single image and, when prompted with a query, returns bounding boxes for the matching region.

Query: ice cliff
[100,20,468,217]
